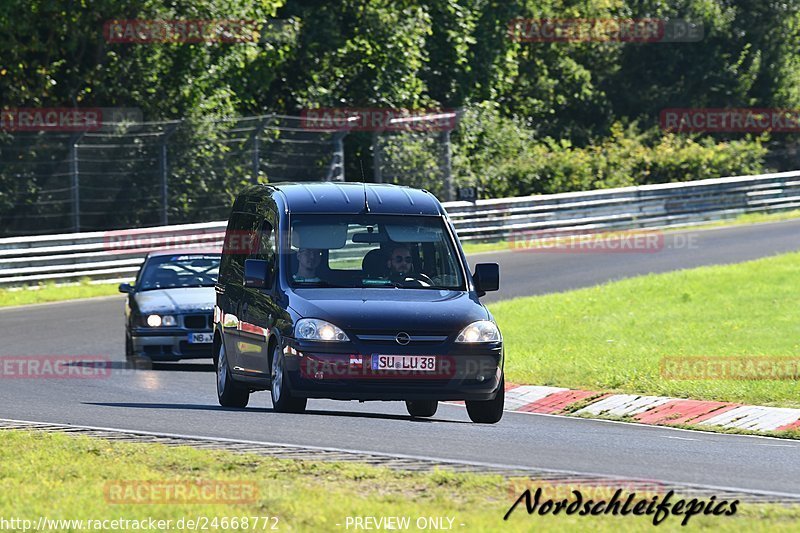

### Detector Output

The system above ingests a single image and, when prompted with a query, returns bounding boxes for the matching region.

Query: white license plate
[372,355,436,372]
[188,332,213,344]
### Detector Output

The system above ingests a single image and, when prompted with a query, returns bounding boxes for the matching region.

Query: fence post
[441,129,454,202]
[69,133,85,232]
[372,132,382,183]
[251,115,272,184]
[326,131,346,181]
[159,122,180,226]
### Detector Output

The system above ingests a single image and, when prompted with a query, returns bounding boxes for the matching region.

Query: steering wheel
[399,272,433,287]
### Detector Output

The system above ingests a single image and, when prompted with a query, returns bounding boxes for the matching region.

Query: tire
[124,332,134,359]
[405,400,438,418]
[125,332,148,369]
[216,340,250,408]
[270,344,307,413]
[465,375,505,424]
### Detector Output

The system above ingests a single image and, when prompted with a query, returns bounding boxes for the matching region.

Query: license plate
[372,355,436,372]
[188,332,213,344]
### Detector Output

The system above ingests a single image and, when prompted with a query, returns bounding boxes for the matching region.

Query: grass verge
[1,430,798,532]
[0,280,120,308]
[490,251,800,408]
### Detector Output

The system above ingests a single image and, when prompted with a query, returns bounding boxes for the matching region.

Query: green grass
[490,251,800,408]
[1,430,798,532]
[461,208,800,255]
[0,280,120,308]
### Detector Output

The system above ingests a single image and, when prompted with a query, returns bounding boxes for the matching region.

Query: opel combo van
[213,182,504,423]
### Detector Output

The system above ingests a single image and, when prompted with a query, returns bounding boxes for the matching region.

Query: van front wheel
[465,376,504,424]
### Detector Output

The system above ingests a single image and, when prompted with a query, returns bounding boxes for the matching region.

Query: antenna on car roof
[359,159,370,213]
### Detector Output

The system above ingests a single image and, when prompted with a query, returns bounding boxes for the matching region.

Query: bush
[452,103,768,198]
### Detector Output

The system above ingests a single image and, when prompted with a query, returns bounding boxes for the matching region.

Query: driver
[387,245,414,280]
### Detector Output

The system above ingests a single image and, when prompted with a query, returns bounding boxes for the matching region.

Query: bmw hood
[288,288,490,334]
[134,287,215,315]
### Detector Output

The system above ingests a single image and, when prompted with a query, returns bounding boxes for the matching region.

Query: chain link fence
[0,113,368,237]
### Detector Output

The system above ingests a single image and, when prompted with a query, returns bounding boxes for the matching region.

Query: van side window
[221,210,257,285]
[254,220,276,263]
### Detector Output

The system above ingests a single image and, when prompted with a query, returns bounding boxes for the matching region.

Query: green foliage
[453,103,767,197]
[0,0,797,233]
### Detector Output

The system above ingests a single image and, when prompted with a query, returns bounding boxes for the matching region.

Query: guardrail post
[69,133,85,232]
[159,122,180,226]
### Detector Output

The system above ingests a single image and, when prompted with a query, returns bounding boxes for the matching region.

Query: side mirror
[473,263,499,295]
[244,259,274,289]
[118,283,133,294]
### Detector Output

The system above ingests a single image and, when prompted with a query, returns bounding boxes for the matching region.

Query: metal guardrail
[2,170,800,287]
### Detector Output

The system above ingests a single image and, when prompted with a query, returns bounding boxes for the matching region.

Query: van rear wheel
[216,341,250,408]
[406,400,438,418]
[270,345,307,413]
[465,375,504,424]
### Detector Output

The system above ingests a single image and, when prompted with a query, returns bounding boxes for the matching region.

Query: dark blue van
[213,182,504,423]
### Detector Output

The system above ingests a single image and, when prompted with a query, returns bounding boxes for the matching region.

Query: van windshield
[287,214,465,290]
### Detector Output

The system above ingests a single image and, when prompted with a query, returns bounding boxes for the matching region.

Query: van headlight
[145,314,177,327]
[296,318,350,342]
[456,321,501,343]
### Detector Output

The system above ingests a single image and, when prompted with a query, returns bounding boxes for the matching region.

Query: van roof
[264,182,445,216]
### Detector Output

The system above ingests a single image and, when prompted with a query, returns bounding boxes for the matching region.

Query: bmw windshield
[137,254,220,291]
[287,214,465,290]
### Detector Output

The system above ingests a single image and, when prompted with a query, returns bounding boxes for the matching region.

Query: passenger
[294,248,323,282]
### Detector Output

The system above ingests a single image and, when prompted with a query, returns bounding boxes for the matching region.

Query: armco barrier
[1,170,799,287]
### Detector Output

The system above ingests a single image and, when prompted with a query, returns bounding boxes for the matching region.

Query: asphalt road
[2,219,800,496]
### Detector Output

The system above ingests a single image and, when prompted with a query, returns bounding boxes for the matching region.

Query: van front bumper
[283,340,503,401]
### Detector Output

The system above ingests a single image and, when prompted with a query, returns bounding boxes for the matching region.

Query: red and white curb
[502,384,800,433]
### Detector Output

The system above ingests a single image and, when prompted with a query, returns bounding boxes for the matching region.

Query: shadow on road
[99,360,214,372]
[82,402,468,424]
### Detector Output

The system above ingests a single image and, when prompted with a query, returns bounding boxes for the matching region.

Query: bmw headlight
[295,318,349,342]
[145,314,177,327]
[456,320,501,343]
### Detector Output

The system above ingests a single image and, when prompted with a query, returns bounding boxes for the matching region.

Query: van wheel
[216,341,249,408]
[270,344,307,413]
[465,375,504,424]
[406,400,438,418]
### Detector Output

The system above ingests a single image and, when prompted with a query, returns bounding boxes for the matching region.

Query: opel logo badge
[395,332,411,345]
